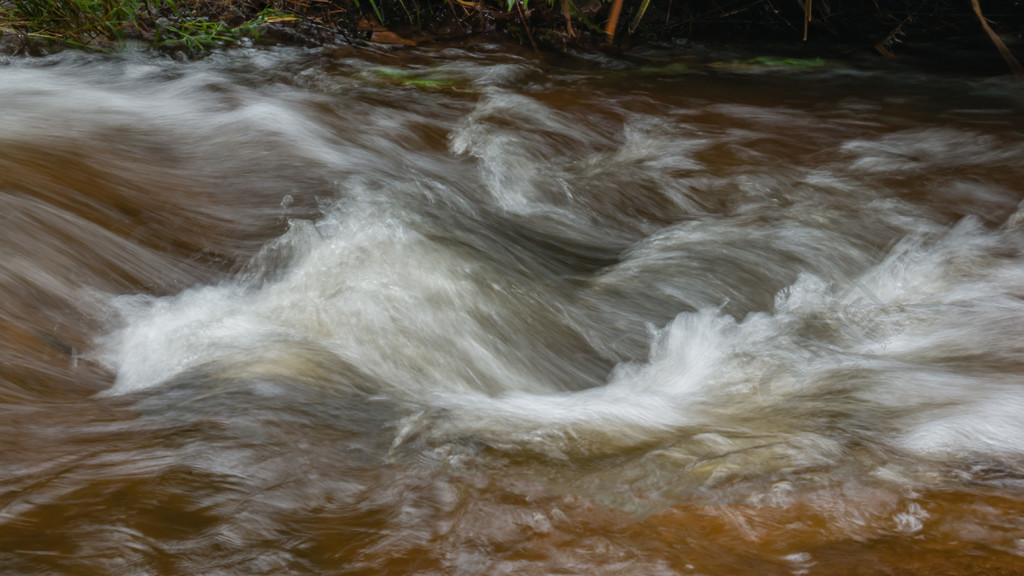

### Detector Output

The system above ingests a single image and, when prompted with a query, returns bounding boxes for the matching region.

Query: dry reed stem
[514,0,540,55]
[802,0,811,41]
[604,0,623,43]
[560,0,573,37]
[971,0,1024,78]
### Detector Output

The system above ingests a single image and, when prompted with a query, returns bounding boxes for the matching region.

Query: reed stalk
[970,0,1023,78]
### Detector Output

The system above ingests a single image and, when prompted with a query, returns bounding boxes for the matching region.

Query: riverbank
[1,0,1023,75]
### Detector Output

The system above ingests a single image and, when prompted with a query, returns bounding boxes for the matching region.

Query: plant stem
[604,0,622,43]
[971,0,1024,79]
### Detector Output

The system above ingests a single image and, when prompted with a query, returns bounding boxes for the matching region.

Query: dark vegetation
[1,0,1022,75]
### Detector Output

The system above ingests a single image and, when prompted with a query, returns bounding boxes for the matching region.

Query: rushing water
[2,42,1024,575]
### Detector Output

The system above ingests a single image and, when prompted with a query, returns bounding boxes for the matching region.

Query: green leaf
[627,0,650,34]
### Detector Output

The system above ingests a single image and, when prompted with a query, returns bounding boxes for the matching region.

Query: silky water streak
[3,46,1024,574]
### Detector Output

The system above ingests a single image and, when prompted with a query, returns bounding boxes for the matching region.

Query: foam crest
[97,200,592,397]
[423,218,1024,466]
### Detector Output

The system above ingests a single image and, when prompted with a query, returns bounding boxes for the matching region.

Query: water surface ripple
[2,45,1024,575]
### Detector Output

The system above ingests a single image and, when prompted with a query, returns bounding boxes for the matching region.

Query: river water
[2,42,1024,575]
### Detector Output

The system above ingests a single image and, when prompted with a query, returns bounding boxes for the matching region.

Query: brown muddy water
[2,43,1024,575]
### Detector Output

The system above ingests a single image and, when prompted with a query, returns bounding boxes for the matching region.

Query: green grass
[154,6,301,52]
[0,0,303,52]
[2,0,144,47]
